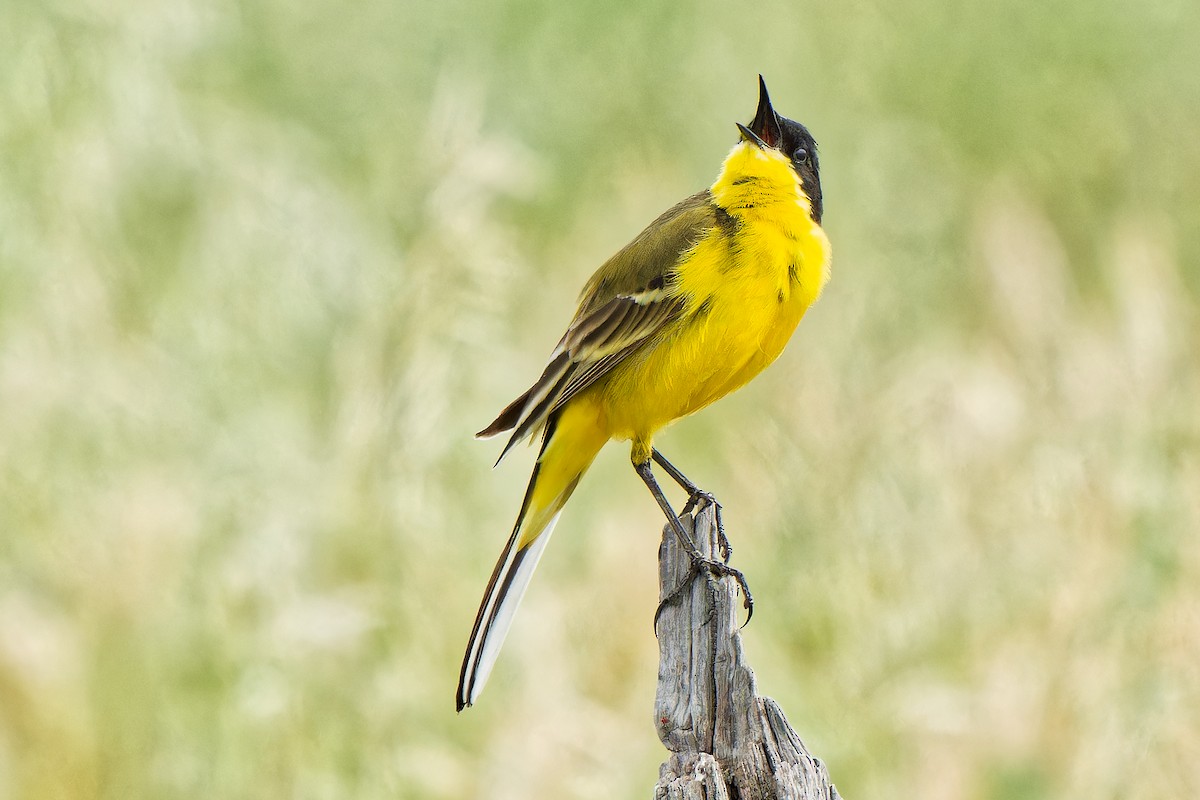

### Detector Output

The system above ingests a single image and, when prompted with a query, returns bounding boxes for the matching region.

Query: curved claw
[739,588,754,628]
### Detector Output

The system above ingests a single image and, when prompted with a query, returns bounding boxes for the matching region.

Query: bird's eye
[792,147,809,164]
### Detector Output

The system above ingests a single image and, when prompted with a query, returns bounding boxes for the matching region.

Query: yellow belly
[589,210,830,458]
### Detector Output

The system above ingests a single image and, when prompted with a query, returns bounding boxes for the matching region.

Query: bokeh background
[2,0,1199,797]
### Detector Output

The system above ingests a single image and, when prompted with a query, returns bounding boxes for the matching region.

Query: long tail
[457,402,607,711]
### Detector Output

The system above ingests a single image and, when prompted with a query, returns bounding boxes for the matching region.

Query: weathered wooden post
[653,502,842,800]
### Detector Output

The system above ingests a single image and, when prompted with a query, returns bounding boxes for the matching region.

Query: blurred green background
[2,0,1199,797]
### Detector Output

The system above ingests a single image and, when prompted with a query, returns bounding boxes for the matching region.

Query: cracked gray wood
[653,502,842,800]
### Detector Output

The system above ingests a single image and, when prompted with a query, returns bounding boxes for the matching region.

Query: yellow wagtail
[457,77,830,710]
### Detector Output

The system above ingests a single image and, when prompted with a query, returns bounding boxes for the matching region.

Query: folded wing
[478,290,684,463]
[478,191,720,462]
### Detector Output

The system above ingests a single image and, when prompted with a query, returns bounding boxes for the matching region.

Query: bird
[457,76,830,711]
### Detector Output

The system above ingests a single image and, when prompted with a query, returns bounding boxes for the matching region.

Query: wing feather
[479,191,721,461]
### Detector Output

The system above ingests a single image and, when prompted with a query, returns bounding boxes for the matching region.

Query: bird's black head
[736,76,823,223]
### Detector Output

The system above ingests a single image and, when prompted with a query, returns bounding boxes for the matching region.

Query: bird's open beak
[746,75,782,149]
[736,123,769,150]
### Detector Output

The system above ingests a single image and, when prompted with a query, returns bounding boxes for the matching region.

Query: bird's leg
[634,459,753,630]
[650,448,731,563]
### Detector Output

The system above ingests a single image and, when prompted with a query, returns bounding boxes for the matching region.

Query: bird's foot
[654,553,754,630]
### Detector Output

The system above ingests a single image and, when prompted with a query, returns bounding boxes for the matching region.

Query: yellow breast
[669,203,829,414]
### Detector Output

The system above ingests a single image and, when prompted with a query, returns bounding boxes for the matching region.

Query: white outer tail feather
[458,512,561,709]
